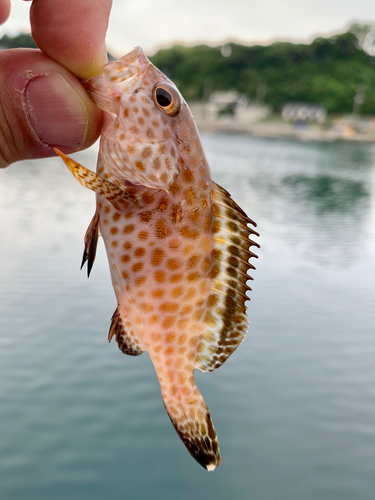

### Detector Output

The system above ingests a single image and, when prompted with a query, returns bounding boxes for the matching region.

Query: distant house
[203,90,270,123]
[282,102,327,124]
[208,91,249,115]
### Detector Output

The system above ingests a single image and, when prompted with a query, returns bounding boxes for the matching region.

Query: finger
[0,0,11,24]
[30,0,112,79]
[0,49,103,167]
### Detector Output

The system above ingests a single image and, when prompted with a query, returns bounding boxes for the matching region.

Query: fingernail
[25,74,89,148]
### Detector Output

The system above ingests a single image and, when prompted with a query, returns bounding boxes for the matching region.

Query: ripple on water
[1,139,375,500]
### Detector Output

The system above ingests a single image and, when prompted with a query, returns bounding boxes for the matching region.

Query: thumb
[0,49,103,168]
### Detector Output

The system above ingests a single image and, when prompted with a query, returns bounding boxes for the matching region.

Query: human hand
[0,0,112,167]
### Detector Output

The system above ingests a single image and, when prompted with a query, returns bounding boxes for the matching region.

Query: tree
[0,33,37,49]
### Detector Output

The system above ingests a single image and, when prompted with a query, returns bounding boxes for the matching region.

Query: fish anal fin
[160,377,220,470]
[109,307,144,356]
[196,182,259,373]
[81,211,100,277]
[54,149,144,210]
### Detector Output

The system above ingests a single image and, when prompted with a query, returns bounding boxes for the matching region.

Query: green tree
[0,33,37,49]
[150,27,375,114]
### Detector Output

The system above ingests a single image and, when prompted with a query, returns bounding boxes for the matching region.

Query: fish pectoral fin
[54,149,143,210]
[108,307,145,356]
[101,137,179,191]
[81,211,100,277]
[196,182,260,373]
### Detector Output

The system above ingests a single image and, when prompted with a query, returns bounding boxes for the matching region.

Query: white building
[282,103,327,124]
[202,90,270,123]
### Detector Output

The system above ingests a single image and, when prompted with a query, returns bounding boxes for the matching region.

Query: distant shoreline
[189,104,375,144]
[195,120,375,144]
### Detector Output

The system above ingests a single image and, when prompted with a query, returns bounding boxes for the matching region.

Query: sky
[1,0,375,55]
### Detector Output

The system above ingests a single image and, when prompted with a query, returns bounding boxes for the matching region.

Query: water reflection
[282,174,369,215]
[209,137,375,268]
[245,169,372,267]
[1,136,375,500]
[271,172,372,266]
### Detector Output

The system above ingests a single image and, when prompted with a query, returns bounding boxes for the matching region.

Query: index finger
[0,0,11,24]
[29,0,112,79]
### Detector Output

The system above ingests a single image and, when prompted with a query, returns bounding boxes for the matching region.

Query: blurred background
[1,1,375,499]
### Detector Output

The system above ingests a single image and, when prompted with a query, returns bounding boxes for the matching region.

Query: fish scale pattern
[57,46,259,471]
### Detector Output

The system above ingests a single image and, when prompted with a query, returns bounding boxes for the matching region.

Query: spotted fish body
[56,47,259,470]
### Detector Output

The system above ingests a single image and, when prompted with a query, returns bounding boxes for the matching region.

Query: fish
[55,46,259,470]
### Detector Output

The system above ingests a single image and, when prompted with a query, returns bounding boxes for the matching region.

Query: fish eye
[153,83,181,116]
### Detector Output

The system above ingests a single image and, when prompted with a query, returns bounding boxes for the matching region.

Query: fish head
[85,47,196,191]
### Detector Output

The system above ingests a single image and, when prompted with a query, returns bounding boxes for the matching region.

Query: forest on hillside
[3,24,375,114]
[150,24,375,114]
[0,33,36,49]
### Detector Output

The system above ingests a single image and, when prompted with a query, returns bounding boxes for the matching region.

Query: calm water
[0,134,375,500]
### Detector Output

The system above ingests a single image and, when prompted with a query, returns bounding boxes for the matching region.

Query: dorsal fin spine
[196,182,258,374]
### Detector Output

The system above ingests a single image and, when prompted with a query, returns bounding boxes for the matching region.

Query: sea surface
[0,134,374,500]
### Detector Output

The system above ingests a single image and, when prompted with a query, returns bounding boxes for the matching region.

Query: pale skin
[0,0,112,167]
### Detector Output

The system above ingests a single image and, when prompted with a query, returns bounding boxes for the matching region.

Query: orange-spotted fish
[56,46,259,470]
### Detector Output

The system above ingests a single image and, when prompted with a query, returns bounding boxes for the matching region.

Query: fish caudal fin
[54,149,143,210]
[81,211,100,277]
[196,182,260,373]
[161,378,220,470]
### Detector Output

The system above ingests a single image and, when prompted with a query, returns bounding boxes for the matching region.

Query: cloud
[107,0,375,54]
[1,0,375,55]
[0,1,30,37]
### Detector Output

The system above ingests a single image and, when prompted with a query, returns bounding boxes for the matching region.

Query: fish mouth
[117,46,149,71]
[83,47,151,114]
[86,47,149,90]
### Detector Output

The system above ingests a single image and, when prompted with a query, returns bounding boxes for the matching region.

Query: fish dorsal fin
[55,149,145,210]
[108,307,145,356]
[196,182,260,373]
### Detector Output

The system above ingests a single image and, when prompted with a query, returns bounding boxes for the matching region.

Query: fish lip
[82,48,151,115]
[83,46,150,93]
[118,46,148,68]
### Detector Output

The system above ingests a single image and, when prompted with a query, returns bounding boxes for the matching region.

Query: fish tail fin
[160,376,220,470]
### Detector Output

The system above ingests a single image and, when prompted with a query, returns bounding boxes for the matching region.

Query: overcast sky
[1,0,375,55]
